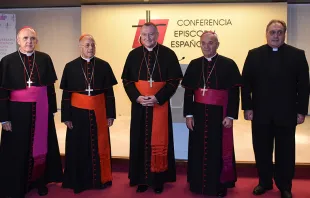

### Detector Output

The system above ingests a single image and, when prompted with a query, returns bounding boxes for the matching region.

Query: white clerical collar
[81,56,94,62]
[205,53,218,61]
[268,44,284,51]
[145,43,158,52]
[19,50,34,57]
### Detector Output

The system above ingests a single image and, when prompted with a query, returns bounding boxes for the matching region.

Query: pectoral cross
[85,84,93,96]
[201,85,208,96]
[148,77,154,88]
[27,79,33,88]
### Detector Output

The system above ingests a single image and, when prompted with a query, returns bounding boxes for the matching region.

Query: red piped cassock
[182,54,241,196]
[0,51,63,198]
[122,44,183,187]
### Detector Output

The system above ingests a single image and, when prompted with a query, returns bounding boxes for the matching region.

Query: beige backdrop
[81,2,287,125]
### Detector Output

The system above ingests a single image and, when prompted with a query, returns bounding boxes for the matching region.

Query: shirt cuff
[186,115,193,118]
[1,121,8,124]
[227,117,234,120]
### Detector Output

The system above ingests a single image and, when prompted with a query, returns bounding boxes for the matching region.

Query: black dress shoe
[136,185,148,193]
[225,182,235,188]
[154,185,164,194]
[101,181,112,189]
[37,186,48,196]
[281,190,292,198]
[252,185,273,195]
[217,187,227,197]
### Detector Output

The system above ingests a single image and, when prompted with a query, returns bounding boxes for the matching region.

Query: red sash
[71,93,112,183]
[135,80,168,173]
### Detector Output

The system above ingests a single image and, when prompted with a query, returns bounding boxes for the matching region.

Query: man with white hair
[182,31,241,197]
[60,34,117,194]
[0,26,63,197]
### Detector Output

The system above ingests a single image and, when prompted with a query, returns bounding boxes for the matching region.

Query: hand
[136,95,157,106]
[297,114,305,124]
[244,110,253,120]
[64,121,73,129]
[186,117,194,131]
[107,118,114,127]
[1,121,12,131]
[136,96,152,106]
[222,117,233,128]
[144,95,158,106]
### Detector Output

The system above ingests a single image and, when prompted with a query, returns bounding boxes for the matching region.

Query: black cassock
[121,44,183,187]
[60,57,117,193]
[241,44,309,191]
[181,54,241,196]
[0,51,63,197]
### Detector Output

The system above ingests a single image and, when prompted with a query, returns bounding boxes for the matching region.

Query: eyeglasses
[81,43,96,48]
[268,30,284,36]
[140,32,158,38]
[22,37,36,41]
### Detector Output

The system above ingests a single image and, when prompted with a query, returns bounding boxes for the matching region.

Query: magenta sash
[10,86,48,182]
[194,88,235,183]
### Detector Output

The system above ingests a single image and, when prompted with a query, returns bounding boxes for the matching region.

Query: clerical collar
[81,56,94,63]
[19,50,34,57]
[268,43,285,52]
[144,43,158,52]
[204,53,218,61]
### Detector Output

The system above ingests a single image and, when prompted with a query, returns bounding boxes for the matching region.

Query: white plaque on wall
[0,14,16,60]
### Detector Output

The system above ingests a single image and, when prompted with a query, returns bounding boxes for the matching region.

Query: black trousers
[252,121,296,191]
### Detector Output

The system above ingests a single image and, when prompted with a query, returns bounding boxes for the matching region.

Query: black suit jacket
[241,44,309,126]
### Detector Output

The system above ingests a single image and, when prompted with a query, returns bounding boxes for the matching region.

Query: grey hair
[266,19,287,33]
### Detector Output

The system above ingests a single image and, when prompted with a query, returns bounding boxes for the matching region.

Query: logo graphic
[132,10,169,48]
[0,14,8,20]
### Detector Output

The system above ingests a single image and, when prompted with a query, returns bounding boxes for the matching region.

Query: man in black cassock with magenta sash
[60,34,117,194]
[121,22,183,194]
[182,31,241,197]
[0,26,63,198]
[242,20,309,198]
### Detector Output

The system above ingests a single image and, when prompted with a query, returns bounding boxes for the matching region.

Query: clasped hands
[136,95,158,107]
